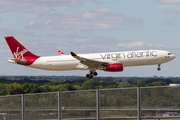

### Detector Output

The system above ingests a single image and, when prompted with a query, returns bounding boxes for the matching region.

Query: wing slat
[70,52,109,69]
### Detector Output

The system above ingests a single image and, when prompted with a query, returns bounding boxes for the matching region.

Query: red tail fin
[5,36,39,65]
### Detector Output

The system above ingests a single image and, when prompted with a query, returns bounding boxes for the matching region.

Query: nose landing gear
[157,64,161,71]
[86,70,98,79]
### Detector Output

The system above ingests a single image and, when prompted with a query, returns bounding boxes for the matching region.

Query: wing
[70,52,110,70]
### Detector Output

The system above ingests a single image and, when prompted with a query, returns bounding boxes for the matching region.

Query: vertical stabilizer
[5,36,39,65]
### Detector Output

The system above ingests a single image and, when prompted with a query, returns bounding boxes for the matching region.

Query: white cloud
[54,37,167,54]
[26,8,143,30]
[95,8,111,14]
[0,27,33,36]
[0,27,77,38]
[157,5,176,8]
[164,10,171,14]
[118,42,146,48]
[29,21,34,25]
[40,33,78,38]
[76,38,95,42]
[118,42,163,48]
[67,36,168,54]
[0,0,84,13]
[156,44,164,47]
[71,36,124,46]
[66,41,166,54]
[158,0,180,5]
[82,12,97,20]
[45,20,53,25]
[144,5,176,10]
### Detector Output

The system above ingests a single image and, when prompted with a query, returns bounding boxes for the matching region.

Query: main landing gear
[157,64,161,71]
[86,70,98,79]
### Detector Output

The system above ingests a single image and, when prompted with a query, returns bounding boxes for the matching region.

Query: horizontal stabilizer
[8,58,27,64]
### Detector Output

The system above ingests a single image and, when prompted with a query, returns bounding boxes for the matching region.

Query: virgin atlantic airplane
[5,36,176,78]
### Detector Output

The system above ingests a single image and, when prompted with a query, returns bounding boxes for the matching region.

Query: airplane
[5,36,176,79]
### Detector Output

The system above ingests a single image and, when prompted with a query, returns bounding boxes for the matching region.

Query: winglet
[58,50,64,55]
[70,52,77,56]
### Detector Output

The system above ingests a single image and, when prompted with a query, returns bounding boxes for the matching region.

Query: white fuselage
[21,50,175,71]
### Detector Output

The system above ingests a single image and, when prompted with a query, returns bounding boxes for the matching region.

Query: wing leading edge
[70,52,119,70]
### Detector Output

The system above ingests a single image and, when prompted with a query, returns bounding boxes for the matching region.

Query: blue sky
[0,0,180,77]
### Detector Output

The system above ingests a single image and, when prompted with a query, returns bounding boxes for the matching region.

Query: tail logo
[14,47,28,59]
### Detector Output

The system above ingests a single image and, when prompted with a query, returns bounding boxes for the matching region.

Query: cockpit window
[168,53,172,55]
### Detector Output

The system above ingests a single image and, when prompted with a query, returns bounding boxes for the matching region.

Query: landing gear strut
[86,70,98,79]
[157,64,161,71]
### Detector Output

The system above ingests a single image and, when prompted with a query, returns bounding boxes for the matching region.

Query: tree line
[0,76,178,95]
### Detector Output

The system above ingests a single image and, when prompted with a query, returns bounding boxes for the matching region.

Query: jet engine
[103,63,123,72]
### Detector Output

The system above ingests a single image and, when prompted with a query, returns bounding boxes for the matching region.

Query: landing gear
[94,72,98,76]
[157,64,161,71]
[86,70,98,79]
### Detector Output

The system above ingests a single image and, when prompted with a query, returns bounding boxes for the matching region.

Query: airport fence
[0,86,180,120]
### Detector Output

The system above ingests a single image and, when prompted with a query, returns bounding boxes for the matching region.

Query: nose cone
[171,54,176,60]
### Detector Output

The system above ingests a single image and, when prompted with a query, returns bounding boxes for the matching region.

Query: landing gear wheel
[86,70,97,78]
[89,75,93,79]
[86,74,90,78]
[86,74,93,79]
[94,72,98,76]
[157,68,161,71]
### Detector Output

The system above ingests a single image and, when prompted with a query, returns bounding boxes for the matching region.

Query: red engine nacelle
[103,63,123,72]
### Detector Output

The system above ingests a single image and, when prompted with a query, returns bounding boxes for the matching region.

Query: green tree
[20,83,31,93]
[59,83,76,91]
[0,84,7,95]
[29,84,42,93]
[41,85,51,92]
[6,83,20,95]
[113,78,122,82]
[81,80,95,90]
[148,81,166,86]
